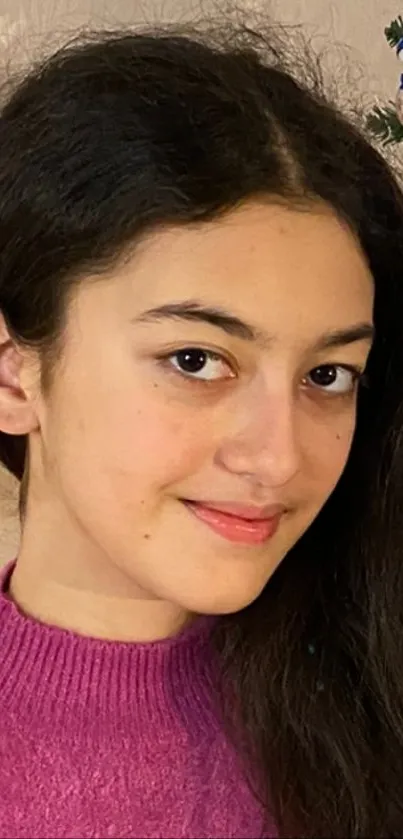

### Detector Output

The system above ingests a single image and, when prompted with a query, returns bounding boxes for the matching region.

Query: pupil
[311,366,337,386]
[178,349,207,373]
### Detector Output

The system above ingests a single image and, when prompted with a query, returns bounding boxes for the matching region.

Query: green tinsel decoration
[366,17,403,146]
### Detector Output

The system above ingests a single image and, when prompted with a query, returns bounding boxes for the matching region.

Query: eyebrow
[133,299,374,350]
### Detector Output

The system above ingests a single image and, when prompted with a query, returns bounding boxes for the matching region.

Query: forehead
[74,200,374,346]
[120,201,373,325]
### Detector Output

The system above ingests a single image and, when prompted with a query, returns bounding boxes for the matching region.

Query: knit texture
[0,561,275,838]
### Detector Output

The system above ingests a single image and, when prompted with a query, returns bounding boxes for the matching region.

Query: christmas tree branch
[385,16,403,47]
[366,103,403,145]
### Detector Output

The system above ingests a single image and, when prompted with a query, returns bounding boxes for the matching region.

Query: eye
[304,364,362,395]
[165,348,235,381]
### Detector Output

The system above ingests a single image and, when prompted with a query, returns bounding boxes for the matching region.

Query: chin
[178,575,271,616]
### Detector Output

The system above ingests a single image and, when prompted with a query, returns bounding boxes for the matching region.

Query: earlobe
[0,313,39,436]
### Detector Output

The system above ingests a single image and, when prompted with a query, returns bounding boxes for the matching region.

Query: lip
[185,501,286,521]
[182,500,284,545]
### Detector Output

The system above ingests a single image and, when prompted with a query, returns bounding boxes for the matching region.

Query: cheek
[120,407,210,486]
[305,411,357,494]
[52,381,215,494]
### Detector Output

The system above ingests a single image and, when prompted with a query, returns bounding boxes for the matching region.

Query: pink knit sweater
[0,560,275,838]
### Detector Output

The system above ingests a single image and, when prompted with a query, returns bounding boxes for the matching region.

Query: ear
[0,312,40,436]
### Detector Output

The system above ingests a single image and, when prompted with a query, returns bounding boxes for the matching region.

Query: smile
[182,500,283,545]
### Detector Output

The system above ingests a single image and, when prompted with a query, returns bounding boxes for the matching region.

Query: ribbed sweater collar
[0,561,220,734]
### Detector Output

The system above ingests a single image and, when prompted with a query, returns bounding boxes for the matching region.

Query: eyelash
[156,347,368,395]
[156,347,236,385]
[302,364,365,397]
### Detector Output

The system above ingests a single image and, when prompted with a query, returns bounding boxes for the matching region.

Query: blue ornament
[397,37,403,59]
[396,73,403,123]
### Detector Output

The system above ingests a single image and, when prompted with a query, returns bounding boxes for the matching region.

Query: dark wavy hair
[0,21,403,838]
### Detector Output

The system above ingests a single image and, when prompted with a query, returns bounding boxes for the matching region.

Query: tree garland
[366,16,403,146]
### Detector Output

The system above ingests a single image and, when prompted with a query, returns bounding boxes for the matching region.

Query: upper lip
[183,500,286,521]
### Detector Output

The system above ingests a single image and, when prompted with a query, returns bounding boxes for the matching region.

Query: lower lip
[183,502,281,545]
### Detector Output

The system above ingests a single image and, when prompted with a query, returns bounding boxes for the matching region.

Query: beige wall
[271,0,403,100]
[0,0,402,560]
[0,0,400,98]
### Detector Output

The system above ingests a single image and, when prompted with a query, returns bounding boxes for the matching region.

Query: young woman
[0,21,401,839]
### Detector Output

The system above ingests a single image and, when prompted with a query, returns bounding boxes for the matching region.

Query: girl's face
[21,201,374,627]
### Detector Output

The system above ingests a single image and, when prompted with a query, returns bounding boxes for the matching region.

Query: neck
[12,544,194,644]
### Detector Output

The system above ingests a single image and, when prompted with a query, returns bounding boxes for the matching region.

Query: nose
[215,381,301,489]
